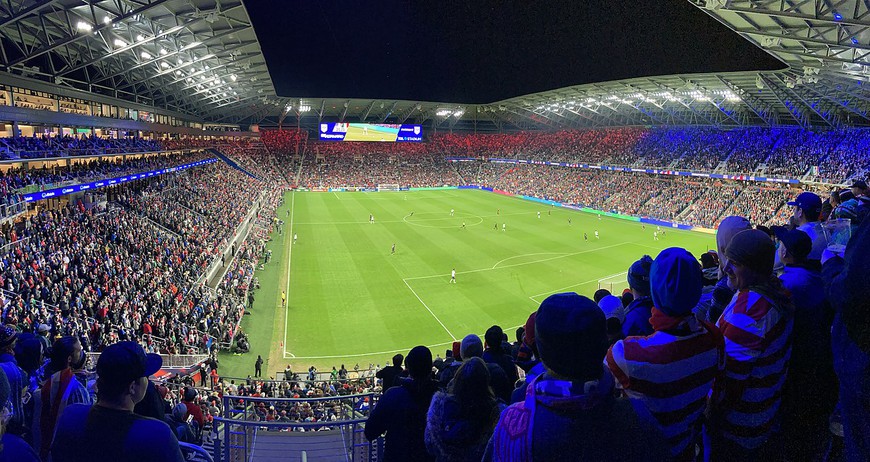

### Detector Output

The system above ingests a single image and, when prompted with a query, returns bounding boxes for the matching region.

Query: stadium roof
[5,1,870,130]
[0,0,274,121]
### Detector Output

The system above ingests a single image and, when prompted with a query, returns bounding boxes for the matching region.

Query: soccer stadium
[0,1,867,461]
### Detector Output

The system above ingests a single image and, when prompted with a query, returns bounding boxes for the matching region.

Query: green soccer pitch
[218,189,715,378]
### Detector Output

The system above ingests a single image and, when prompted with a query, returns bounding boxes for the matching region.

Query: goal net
[377,183,400,192]
[597,271,628,295]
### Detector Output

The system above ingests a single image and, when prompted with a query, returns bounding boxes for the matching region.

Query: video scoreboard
[319,123,423,142]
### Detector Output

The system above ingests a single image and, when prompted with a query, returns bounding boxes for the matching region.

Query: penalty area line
[403,278,457,341]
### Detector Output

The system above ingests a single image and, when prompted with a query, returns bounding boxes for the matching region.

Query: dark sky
[246,0,784,104]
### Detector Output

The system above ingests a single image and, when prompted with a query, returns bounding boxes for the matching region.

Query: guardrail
[86,352,208,369]
[215,394,380,462]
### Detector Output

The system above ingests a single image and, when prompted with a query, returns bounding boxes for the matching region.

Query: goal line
[597,271,628,294]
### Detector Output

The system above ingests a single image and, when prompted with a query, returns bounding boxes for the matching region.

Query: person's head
[621,289,634,308]
[851,179,868,198]
[788,192,822,225]
[535,292,608,382]
[724,229,776,291]
[592,289,611,304]
[598,295,624,323]
[522,312,538,356]
[755,225,775,241]
[0,325,17,354]
[95,341,162,408]
[699,251,720,270]
[391,353,403,368]
[184,387,197,403]
[448,357,493,402]
[14,333,44,373]
[650,248,703,319]
[172,402,188,422]
[404,345,432,380]
[773,226,812,265]
[830,189,842,207]
[515,326,525,344]
[460,334,483,360]
[51,336,84,371]
[484,325,504,351]
[716,216,752,272]
[37,323,50,337]
[627,255,653,296]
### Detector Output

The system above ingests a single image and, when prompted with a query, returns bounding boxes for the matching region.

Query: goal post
[597,271,629,295]
[377,183,400,192]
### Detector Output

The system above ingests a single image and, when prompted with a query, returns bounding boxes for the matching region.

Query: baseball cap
[851,179,868,190]
[96,341,162,386]
[772,226,812,260]
[787,192,822,215]
[37,324,50,334]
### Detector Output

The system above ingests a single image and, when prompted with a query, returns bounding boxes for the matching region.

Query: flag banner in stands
[23,158,218,202]
[319,123,423,142]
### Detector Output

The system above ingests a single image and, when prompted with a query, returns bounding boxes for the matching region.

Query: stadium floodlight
[161,62,170,69]
[230,74,237,82]
[136,34,145,42]
[454,110,464,117]
[833,11,843,21]
[436,109,452,117]
[76,21,92,32]
[300,105,311,112]
[159,48,168,55]
[114,39,126,47]
[141,51,152,59]
[103,16,112,24]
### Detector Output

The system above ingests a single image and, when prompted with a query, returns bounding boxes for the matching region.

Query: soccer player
[370,214,374,224]
[461,222,466,229]
[494,223,498,230]
[584,232,588,242]
[450,269,456,284]
[497,209,500,215]
[391,243,396,255]
[450,209,455,216]
[293,233,297,245]
[281,291,286,306]
[537,211,541,219]
[502,223,506,232]
[595,230,599,239]
[654,231,659,241]
[568,217,572,226]
[598,214,601,221]
[410,211,414,217]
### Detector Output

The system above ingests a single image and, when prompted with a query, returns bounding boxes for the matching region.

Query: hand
[821,247,844,265]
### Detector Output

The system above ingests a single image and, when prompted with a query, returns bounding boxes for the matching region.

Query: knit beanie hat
[460,334,483,360]
[535,292,607,382]
[650,248,703,317]
[725,229,776,276]
[405,345,433,379]
[627,255,653,295]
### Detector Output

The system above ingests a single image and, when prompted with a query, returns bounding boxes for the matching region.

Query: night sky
[245,0,784,103]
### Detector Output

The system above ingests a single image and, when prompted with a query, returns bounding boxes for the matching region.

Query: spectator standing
[254,355,263,378]
[482,325,519,388]
[377,354,404,390]
[425,357,501,462]
[50,341,183,462]
[773,226,836,460]
[786,192,826,261]
[365,346,437,462]
[33,336,93,458]
[821,219,870,462]
[606,248,723,460]
[711,229,794,460]
[693,216,751,323]
[484,293,669,461]
[621,255,655,337]
[0,368,39,462]
[0,326,26,437]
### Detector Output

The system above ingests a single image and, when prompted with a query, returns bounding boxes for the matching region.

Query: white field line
[527,270,629,305]
[403,279,457,341]
[492,252,569,269]
[281,325,524,360]
[403,242,627,281]
[292,210,532,226]
[283,192,296,358]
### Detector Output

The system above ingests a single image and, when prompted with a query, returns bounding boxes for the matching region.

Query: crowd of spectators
[0,135,161,159]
